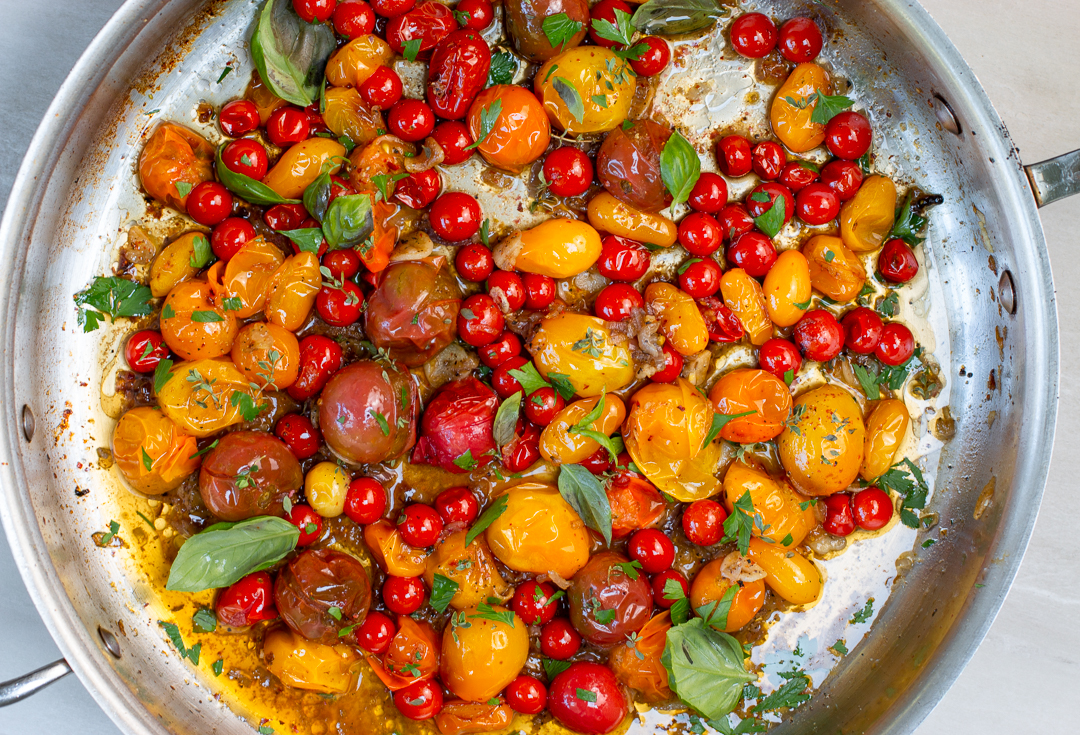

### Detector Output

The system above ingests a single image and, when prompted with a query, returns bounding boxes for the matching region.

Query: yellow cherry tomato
[305,461,351,518]
[247,73,288,124]
[160,280,238,361]
[709,369,792,443]
[156,358,255,438]
[778,385,866,496]
[624,379,721,502]
[535,47,635,134]
[364,519,429,577]
[435,701,514,735]
[323,86,385,147]
[111,407,200,495]
[263,628,361,695]
[645,282,709,356]
[720,268,772,345]
[770,63,831,153]
[587,192,678,247]
[528,313,635,397]
[841,175,897,253]
[484,483,591,579]
[689,559,766,632]
[540,394,626,465]
[150,231,207,298]
[746,537,823,606]
[861,399,910,480]
[493,218,602,278]
[722,462,816,549]
[207,236,286,319]
[137,123,214,213]
[325,35,394,88]
[230,322,300,391]
[424,531,512,611]
[763,250,812,327]
[264,251,321,331]
[803,235,867,303]
[441,606,528,702]
[262,138,347,200]
[467,85,551,173]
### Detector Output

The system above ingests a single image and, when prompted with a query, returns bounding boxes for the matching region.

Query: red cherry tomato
[825,111,873,160]
[794,309,845,362]
[716,135,753,177]
[778,17,823,62]
[795,182,841,225]
[456,242,494,282]
[316,281,365,327]
[478,331,522,368]
[580,446,612,475]
[597,236,650,282]
[293,0,336,23]
[360,65,404,108]
[221,139,270,180]
[746,181,795,223]
[730,12,778,58]
[820,159,864,201]
[287,335,343,400]
[651,342,683,383]
[716,203,756,242]
[383,575,427,614]
[594,283,644,322]
[682,499,727,546]
[432,120,475,165]
[397,504,443,547]
[491,356,527,397]
[267,106,311,148]
[841,306,884,355]
[218,100,260,137]
[208,218,255,262]
[370,0,414,18]
[355,610,395,654]
[822,493,855,536]
[589,0,633,48]
[878,239,919,283]
[540,618,581,660]
[430,192,482,241]
[548,663,626,735]
[427,29,492,119]
[630,36,671,76]
[651,569,689,609]
[698,296,745,343]
[779,160,820,192]
[853,487,894,530]
[522,272,556,310]
[388,99,436,142]
[264,203,308,232]
[395,168,442,209]
[678,258,722,298]
[506,675,547,715]
[688,172,729,213]
[758,338,802,382]
[434,486,479,525]
[186,182,233,226]
[333,0,376,38]
[458,293,504,346]
[393,678,443,721]
[512,580,560,625]
[875,322,915,366]
[306,103,329,135]
[215,571,277,628]
[275,414,322,460]
[323,249,361,280]
[455,0,494,28]
[727,231,777,277]
[543,147,594,198]
[344,477,387,524]
[125,330,168,373]
[286,504,324,546]
[678,212,723,256]
[502,421,541,472]
[488,270,526,311]
[524,387,564,425]
[387,1,456,56]
[627,529,675,574]
[751,140,786,180]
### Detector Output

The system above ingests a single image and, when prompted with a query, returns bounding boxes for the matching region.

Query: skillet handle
[0,659,72,706]
[1025,149,1080,207]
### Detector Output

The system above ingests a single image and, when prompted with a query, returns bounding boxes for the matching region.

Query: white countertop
[1,0,1077,732]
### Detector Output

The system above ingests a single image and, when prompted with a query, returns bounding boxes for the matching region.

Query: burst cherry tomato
[699,296,744,343]
[458,293,504,346]
[879,239,919,283]
[371,0,414,17]
[491,356,527,397]
[540,618,581,660]
[779,160,820,192]
[488,270,526,311]
[589,0,633,48]
[125,330,168,373]
[730,12,778,58]
[316,281,364,326]
[455,242,494,282]
[595,283,644,322]
[820,159,864,200]
[853,487,894,530]
[288,334,342,400]
[323,249,361,280]
[841,306,884,355]
[215,572,277,628]
[479,331,521,368]
[651,569,689,609]
[825,111,873,160]
[580,446,612,475]
[598,236,650,281]
[759,338,801,382]
[293,0,336,23]
[875,322,915,366]
[630,36,671,76]
[343,477,387,524]
[275,414,321,459]
[355,610,395,654]
[286,504,323,545]
[218,100,260,137]
[794,309,845,362]
[264,203,308,232]
[455,0,493,28]
[627,529,675,574]
[434,486,479,525]
[822,493,855,536]
[506,675,547,715]
[267,106,311,147]
[432,120,475,165]
[727,231,777,277]
[688,172,729,212]
[795,182,841,225]
[751,140,786,180]
[717,203,756,242]
[651,342,683,383]
[430,192,482,241]
[186,182,233,226]
[524,387,564,426]
[388,99,436,142]
[522,273,556,310]
[512,580,560,625]
[778,17,823,62]
[678,212,723,256]
[395,168,442,209]
[383,575,426,614]
[746,181,795,223]
[502,421,541,472]
[716,135,752,177]
[394,679,443,721]
[334,0,376,37]
[397,504,443,547]
[678,258,722,298]
[682,499,727,546]
[360,66,404,108]
[543,147,594,198]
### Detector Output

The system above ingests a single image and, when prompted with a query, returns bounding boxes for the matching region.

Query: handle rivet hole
[97,627,121,659]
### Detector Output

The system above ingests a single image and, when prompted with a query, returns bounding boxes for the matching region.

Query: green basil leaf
[753,196,787,238]
[192,608,218,633]
[465,99,503,150]
[191,310,224,323]
[631,0,728,36]
[430,573,459,614]
[165,516,299,592]
[702,410,755,449]
[661,131,701,205]
[280,228,325,254]
[662,618,755,720]
[302,165,334,223]
[553,77,586,124]
[465,494,509,547]
[250,0,336,107]
[215,145,299,206]
[493,391,522,448]
[402,38,422,62]
[322,193,374,250]
[558,464,612,545]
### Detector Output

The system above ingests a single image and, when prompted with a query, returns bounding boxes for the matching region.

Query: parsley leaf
[876,459,929,528]
[810,91,854,125]
[488,51,518,86]
[470,601,515,627]
[752,670,811,712]
[192,608,217,633]
[189,234,213,268]
[454,449,478,471]
[849,598,874,624]
[722,491,762,556]
[74,276,153,332]
[543,657,572,680]
[542,12,584,51]
[663,578,690,625]
[591,9,635,47]
[576,688,598,702]
[702,411,755,449]
[508,362,551,396]
[887,190,943,246]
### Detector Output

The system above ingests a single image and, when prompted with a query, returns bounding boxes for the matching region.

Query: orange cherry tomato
[208,236,286,318]
[111,407,200,495]
[607,471,666,539]
[423,530,512,611]
[155,358,256,437]
[645,282,709,356]
[435,700,514,735]
[534,47,635,134]
[609,611,672,702]
[363,519,429,577]
[778,385,866,496]
[230,322,301,391]
[484,483,591,580]
[323,86,386,147]
[368,617,441,691]
[263,628,361,695]
[262,138,347,200]
[746,538,823,606]
[138,123,214,213]
[467,85,551,173]
[840,175,898,253]
[160,280,238,361]
[540,394,626,465]
[264,251,321,331]
[719,268,773,346]
[770,62,831,153]
[861,398,910,481]
[763,250,812,327]
[708,368,793,443]
[802,234,867,302]
[325,35,395,88]
[246,74,289,125]
[721,462,816,549]
[689,559,766,632]
[587,192,678,248]
[441,605,528,702]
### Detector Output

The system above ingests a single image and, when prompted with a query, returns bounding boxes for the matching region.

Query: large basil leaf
[215,146,299,206]
[250,0,337,107]
[631,0,729,36]
[165,516,299,592]
[558,463,612,545]
[302,166,334,223]
[661,131,702,206]
[322,193,374,250]
[492,391,522,448]
[662,618,756,720]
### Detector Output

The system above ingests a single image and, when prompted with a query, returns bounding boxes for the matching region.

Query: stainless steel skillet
[0,0,1075,732]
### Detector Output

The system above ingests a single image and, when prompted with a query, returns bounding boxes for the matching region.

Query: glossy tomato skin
[222,138,269,180]
[360,66,404,108]
[333,0,376,37]
[488,270,526,311]
[491,356,527,397]
[398,504,443,547]
[627,528,675,574]
[853,487,893,530]
[650,342,683,383]
[841,306,884,354]
[568,551,652,646]
[522,272,556,309]
[879,239,919,283]
[432,120,475,165]
[430,192,482,241]
[651,569,688,609]
[595,283,644,322]
[388,99,436,142]
[716,135,753,177]
[524,386,564,425]
[751,140,786,180]
[287,504,324,546]
[682,499,727,546]
[394,678,443,721]
[716,203,756,242]
[428,29,492,120]
[759,338,802,381]
[795,182,841,225]
[371,0,414,17]
[187,182,233,226]
[264,203,308,232]
[506,675,547,715]
[456,242,495,282]
[267,106,311,147]
[458,293,504,346]
[580,446,613,475]
[688,172,729,212]
[199,432,303,521]
[316,281,364,326]
[544,147,594,198]
[275,413,321,459]
[288,334,343,401]
[344,477,388,524]
[323,249,361,280]
[293,0,336,23]
[793,309,845,362]
[512,580,560,625]
[822,493,855,536]
[540,618,581,660]
[678,212,722,257]
[825,111,873,160]
[218,99,260,137]
[875,322,915,366]
[125,330,168,373]
[211,217,256,261]
[820,159,864,200]
[746,181,795,223]
[597,236,650,281]
[478,331,521,368]
[216,571,277,628]
[727,231,777,277]
[434,486,479,524]
[779,160,819,192]
[355,610,395,654]
[501,420,541,472]
[395,168,442,209]
[588,0,633,48]
[548,662,627,735]
[275,549,372,644]
[383,575,427,614]
[387,1,456,56]
[456,0,494,29]
[596,120,672,211]
[730,12,778,58]
[412,378,499,473]
[698,296,745,344]
[678,258,722,298]
[778,17,823,62]
[630,36,670,76]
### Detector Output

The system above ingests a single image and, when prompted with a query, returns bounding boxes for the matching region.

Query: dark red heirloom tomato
[456,242,494,282]
[795,182,841,225]
[455,0,494,29]
[216,572,277,628]
[630,36,670,77]
[412,377,498,473]
[264,203,308,232]
[595,283,644,322]
[779,160,820,192]
[682,498,727,546]
[627,528,675,574]
[588,0,633,48]
[875,322,915,366]
[361,66,404,108]
[275,413,321,459]
[388,99,437,142]
[218,99,260,137]
[688,172,729,213]
[316,281,365,327]
[820,159,864,200]
[778,17,823,63]
[365,259,462,365]
[650,341,683,383]
[344,477,388,524]
[879,239,919,283]
[320,361,418,464]
[698,296,745,344]
[679,258,722,298]
[211,217,256,261]
[199,431,302,522]
[286,504,323,546]
[524,386,564,426]
[501,419,541,472]
[355,610,396,654]
[716,134,753,177]
[759,338,802,381]
[730,12,778,58]
[334,0,376,38]
[430,192,482,241]
[387,1,456,55]
[825,111,873,160]
[716,203,756,242]
[371,0,415,17]
[488,270,526,311]
[512,580,560,625]
[727,231,777,278]
[544,146,594,199]
[841,306,884,354]
[394,678,443,721]
[458,293,504,346]
[540,618,581,660]
[397,504,443,547]
[506,675,547,715]
[651,569,688,609]
[479,331,521,368]
[597,119,673,211]
[822,493,855,536]
[276,549,372,644]
[186,181,232,226]
[568,551,652,646]
[287,334,343,401]
[383,575,427,614]
[125,330,168,373]
[293,0,336,23]
[597,236,650,281]
[432,120,475,165]
[746,181,795,224]
[395,168,442,209]
[678,212,722,256]
[522,272,556,310]
[751,140,786,180]
[853,487,894,530]
[434,486,479,525]
[323,249,361,280]
[427,29,492,120]
[794,309,845,362]
[548,663,628,735]
[267,106,311,148]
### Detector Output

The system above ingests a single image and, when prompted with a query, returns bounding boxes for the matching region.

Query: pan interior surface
[0,0,1056,734]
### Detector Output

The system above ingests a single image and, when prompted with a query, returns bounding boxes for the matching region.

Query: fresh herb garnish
[192,608,218,633]
[542,13,584,51]
[876,459,929,528]
[430,574,459,614]
[74,276,152,332]
[465,494,509,547]
[849,598,874,624]
[662,618,755,720]
[466,100,503,150]
[558,464,613,545]
[660,131,702,205]
[552,77,586,124]
[165,516,299,592]
[753,195,787,238]
[702,411,755,449]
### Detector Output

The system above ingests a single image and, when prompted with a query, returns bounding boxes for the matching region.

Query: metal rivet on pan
[98,627,121,658]
[999,270,1017,315]
[934,94,962,135]
[21,405,35,442]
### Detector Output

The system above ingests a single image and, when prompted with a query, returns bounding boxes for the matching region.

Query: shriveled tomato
[540,394,626,465]
[441,605,528,702]
[387,1,456,56]
[111,407,200,495]
[803,234,867,302]
[467,85,550,172]
[535,47,635,134]
[435,700,514,735]
[364,259,462,366]
[160,280,237,361]
[609,612,671,702]
[504,0,588,62]
[770,62,831,153]
[485,483,591,579]
[325,34,395,88]
[319,361,418,464]
[690,558,766,632]
[289,335,343,402]
[138,123,214,213]
[529,314,635,397]
[230,322,300,390]
[412,378,498,473]
[322,87,385,146]
[275,549,372,645]
[368,617,441,690]
[698,296,745,343]
[607,471,665,539]
[427,29,491,120]
[263,627,361,695]
[597,120,674,212]
[199,431,302,521]
[207,236,285,319]
[156,358,256,437]
[364,519,429,577]
[568,551,653,647]
[587,192,679,248]
[424,530,512,610]
[645,282,709,356]
[708,368,792,443]
[719,268,773,346]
